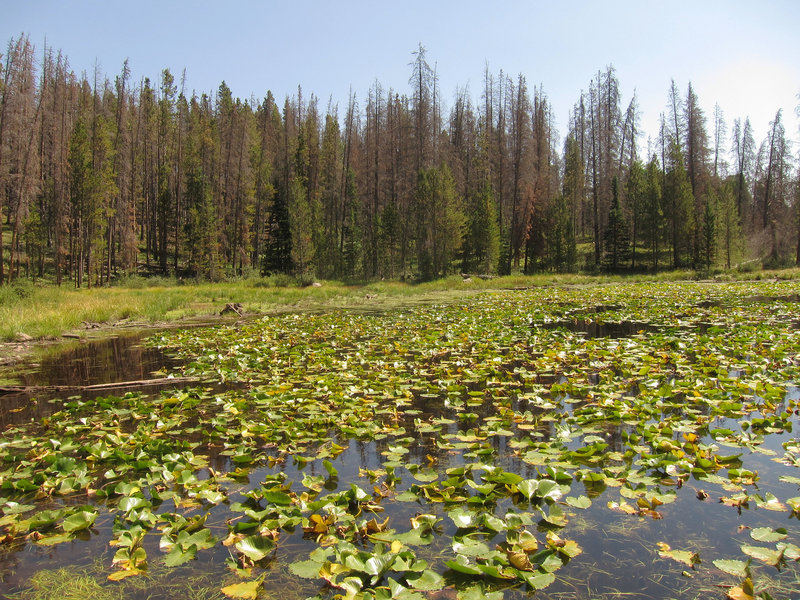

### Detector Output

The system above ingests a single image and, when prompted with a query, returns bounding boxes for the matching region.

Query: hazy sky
[4,0,799,157]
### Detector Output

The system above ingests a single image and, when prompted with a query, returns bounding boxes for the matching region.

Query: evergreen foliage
[0,34,795,286]
[602,177,631,271]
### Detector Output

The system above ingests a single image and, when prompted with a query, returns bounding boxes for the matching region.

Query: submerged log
[0,376,200,396]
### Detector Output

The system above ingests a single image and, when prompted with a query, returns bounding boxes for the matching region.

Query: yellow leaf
[727,579,755,600]
[107,568,145,581]
[507,550,534,571]
[221,579,261,599]
[608,500,637,515]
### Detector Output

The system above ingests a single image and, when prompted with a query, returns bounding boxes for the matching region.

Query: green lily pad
[713,559,749,578]
[750,527,787,543]
[235,535,276,561]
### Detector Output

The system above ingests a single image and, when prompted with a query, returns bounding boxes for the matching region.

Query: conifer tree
[602,176,630,271]
[68,118,93,287]
[341,167,361,279]
[715,178,743,269]
[414,164,464,280]
[463,179,500,274]
[664,142,694,268]
[642,155,664,270]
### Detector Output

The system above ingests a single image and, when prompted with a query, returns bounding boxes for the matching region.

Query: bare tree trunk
[589,87,600,266]
[0,46,14,284]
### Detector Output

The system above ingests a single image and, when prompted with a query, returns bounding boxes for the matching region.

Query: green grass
[3,268,800,342]
[7,567,120,600]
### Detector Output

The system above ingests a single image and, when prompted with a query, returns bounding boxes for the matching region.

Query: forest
[0,35,797,287]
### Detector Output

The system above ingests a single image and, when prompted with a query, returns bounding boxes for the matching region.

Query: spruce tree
[602,176,631,271]
[463,179,499,274]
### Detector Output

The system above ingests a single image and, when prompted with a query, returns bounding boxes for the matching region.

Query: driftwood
[0,376,200,396]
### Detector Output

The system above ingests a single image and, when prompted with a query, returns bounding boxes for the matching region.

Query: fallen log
[0,376,201,396]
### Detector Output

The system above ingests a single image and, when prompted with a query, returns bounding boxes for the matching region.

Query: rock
[462,277,473,283]
[312,282,322,287]
[14,332,33,342]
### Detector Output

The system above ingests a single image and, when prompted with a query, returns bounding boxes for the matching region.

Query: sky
[4,0,799,160]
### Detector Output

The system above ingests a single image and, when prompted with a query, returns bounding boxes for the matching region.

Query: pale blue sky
[4,0,799,157]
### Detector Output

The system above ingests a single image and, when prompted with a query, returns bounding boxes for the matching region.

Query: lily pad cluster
[2,281,800,599]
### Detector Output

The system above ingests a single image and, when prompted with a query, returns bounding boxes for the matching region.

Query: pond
[1,281,799,600]
[12,332,185,388]
[0,333,187,429]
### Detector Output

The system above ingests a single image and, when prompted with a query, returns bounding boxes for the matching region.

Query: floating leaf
[713,559,748,578]
[565,495,592,509]
[411,468,439,483]
[235,535,275,562]
[448,508,480,529]
[289,559,323,579]
[262,490,292,506]
[518,570,556,589]
[406,569,444,591]
[750,527,787,543]
[740,544,782,566]
[164,543,197,567]
[657,542,700,567]
[444,554,482,575]
[726,577,755,600]
[61,509,97,533]
[35,533,74,546]
[221,578,263,599]
[457,584,504,599]
[452,538,490,557]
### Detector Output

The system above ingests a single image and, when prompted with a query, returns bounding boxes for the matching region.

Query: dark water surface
[13,333,183,388]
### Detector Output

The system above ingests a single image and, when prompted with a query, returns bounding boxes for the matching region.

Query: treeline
[0,36,797,286]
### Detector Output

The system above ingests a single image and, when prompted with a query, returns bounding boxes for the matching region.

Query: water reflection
[538,319,655,339]
[15,333,182,387]
[0,333,185,429]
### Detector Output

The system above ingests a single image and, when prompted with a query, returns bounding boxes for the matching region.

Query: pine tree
[548,194,577,272]
[463,178,500,274]
[68,118,92,287]
[625,160,645,269]
[263,184,292,274]
[413,163,465,280]
[602,176,630,271]
[715,178,742,269]
[642,155,664,270]
[702,194,716,270]
[663,142,694,268]
[341,168,361,279]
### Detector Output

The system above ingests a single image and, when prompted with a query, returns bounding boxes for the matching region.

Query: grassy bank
[2,268,800,342]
